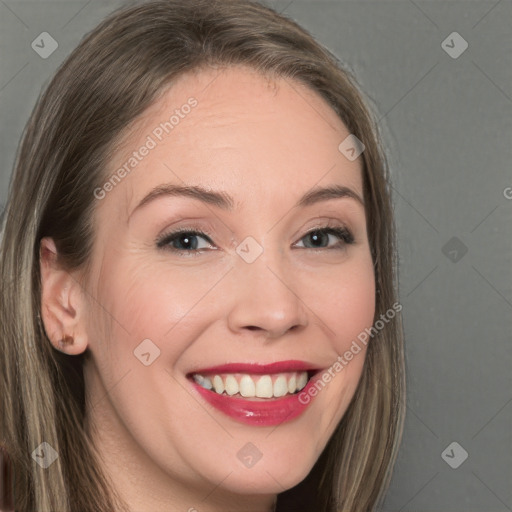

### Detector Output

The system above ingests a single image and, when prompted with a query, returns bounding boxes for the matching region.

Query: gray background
[1,0,511,510]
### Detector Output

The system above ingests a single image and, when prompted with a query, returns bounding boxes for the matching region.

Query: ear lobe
[39,237,88,356]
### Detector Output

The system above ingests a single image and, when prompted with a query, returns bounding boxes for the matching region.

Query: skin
[40,65,375,512]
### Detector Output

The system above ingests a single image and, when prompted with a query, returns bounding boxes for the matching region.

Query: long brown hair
[0,1,405,510]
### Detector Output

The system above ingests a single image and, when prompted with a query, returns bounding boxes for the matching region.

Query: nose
[226,252,308,339]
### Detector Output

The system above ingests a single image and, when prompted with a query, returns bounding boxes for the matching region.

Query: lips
[186,360,324,426]
[187,360,322,375]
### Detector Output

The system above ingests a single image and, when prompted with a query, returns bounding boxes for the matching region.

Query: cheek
[336,268,376,345]
[91,256,224,360]
[301,256,375,432]
[299,253,376,349]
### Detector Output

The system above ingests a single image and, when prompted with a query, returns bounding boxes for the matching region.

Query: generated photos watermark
[94,97,198,200]
[298,301,402,404]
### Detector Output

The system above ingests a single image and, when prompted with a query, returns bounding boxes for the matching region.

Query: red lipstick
[189,360,321,375]
[187,360,323,426]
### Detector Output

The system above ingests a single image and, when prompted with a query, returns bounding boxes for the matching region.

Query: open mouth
[185,363,323,426]
[186,369,319,401]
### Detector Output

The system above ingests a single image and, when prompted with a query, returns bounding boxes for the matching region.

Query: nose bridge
[226,239,308,337]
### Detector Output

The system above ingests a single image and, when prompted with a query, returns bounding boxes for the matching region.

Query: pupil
[179,234,196,250]
[309,231,326,247]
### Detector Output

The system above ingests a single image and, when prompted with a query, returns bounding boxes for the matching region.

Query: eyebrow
[129,183,364,220]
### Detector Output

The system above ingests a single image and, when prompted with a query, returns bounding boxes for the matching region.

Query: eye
[156,229,215,252]
[294,226,354,249]
[156,225,355,254]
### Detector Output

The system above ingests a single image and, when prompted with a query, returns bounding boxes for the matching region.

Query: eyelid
[296,218,354,239]
[155,221,216,245]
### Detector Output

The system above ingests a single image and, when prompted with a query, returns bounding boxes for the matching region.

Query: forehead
[102,65,363,216]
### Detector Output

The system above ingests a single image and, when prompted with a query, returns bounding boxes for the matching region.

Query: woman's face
[70,66,375,509]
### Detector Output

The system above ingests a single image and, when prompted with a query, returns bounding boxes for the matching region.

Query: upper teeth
[192,371,309,398]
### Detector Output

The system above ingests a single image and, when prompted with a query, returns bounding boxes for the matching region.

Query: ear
[39,237,89,355]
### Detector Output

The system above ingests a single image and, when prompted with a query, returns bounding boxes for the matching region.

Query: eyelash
[156,224,355,254]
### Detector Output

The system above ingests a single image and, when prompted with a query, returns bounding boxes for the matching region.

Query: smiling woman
[0,1,405,511]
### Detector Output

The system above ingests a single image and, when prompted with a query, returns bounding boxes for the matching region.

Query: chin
[202,452,316,495]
